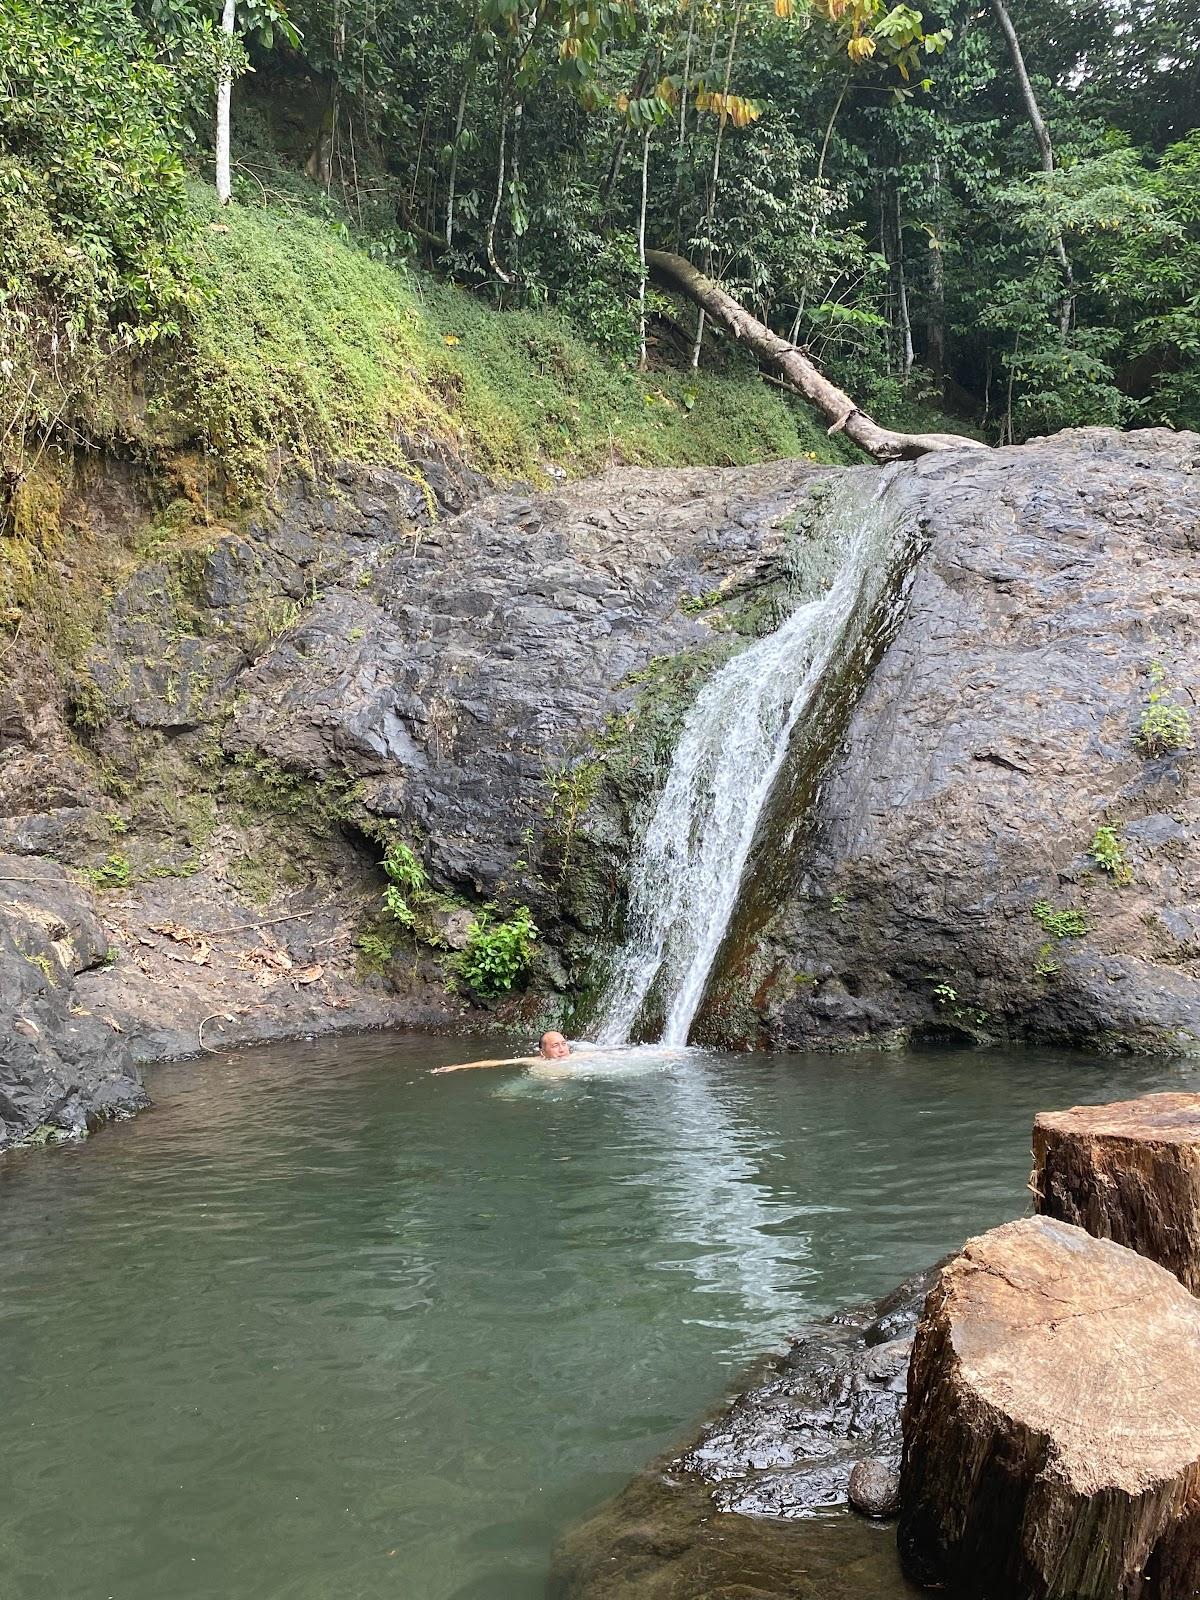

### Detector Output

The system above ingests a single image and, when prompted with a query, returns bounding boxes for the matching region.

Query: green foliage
[1090,824,1133,885]
[84,852,132,889]
[455,905,538,996]
[928,975,989,1028]
[0,0,202,484]
[160,186,847,496]
[354,927,396,973]
[1033,942,1061,979]
[1032,900,1088,940]
[380,841,428,928]
[1136,661,1193,757]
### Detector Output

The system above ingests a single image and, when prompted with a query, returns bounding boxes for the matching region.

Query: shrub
[381,840,428,928]
[0,0,202,478]
[85,852,132,889]
[455,906,538,996]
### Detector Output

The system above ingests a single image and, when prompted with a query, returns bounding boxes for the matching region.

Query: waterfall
[596,476,903,1047]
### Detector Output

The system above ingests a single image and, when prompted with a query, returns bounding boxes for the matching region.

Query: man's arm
[431,1054,540,1075]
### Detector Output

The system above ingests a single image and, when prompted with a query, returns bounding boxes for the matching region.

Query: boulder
[704,427,1200,1056]
[1034,1091,1200,1290]
[0,855,146,1148]
[898,1215,1200,1599]
[847,1457,900,1518]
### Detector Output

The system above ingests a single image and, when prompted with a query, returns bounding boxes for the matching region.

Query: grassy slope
[161,184,853,497]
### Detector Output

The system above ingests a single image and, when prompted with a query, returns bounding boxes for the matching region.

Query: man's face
[540,1032,570,1060]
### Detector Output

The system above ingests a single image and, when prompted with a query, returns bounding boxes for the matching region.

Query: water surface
[1,1035,1194,1600]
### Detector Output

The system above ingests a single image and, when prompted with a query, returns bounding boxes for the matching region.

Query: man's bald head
[539,1031,571,1060]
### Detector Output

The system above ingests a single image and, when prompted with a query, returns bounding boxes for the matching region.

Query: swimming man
[432,1030,586,1074]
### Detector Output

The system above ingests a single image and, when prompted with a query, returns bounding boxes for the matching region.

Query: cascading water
[596,475,904,1047]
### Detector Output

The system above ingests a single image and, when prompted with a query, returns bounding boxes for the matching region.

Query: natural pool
[2,1035,1196,1600]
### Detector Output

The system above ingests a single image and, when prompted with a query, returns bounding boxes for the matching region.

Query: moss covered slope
[158,186,849,496]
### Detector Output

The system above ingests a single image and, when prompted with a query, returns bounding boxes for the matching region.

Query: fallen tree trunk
[1033,1091,1200,1291]
[898,1216,1200,1599]
[646,249,986,463]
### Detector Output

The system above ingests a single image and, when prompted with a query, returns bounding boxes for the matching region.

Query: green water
[1,1036,1195,1600]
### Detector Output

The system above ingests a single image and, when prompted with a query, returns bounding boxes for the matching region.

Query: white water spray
[596,478,902,1047]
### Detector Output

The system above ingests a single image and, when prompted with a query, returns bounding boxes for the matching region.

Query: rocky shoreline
[549,1270,934,1599]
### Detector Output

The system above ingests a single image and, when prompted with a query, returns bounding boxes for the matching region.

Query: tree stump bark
[1033,1092,1200,1292]
[898,1216,1200,1599]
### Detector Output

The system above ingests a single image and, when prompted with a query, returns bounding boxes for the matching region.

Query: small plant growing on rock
[455,906,538,996]
[927,976,989,1028]
[84,853,131,890]
[1033,942,1061,980]
[381,841,427,927]
[1033,900,1088,939]
[1089,825,1133,885]
[355,929,396,974]
[1137,662,1193,757]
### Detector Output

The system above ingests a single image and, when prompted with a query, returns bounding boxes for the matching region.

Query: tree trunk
[637,126,652,371]
[215,0,236,205]
[899,1216,1200,1599]
[445,34,478,249]
[990,0,1073,334]
[1033,1092,1200,1292]
[893,188,914,378]
[646,249,983,462]
[305,77,340,191]
[484,105,512,285]
[926,157,946,391]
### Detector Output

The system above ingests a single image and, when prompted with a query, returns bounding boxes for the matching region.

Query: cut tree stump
[1032,1092,1200,1292]
[898,1215,1200,1599]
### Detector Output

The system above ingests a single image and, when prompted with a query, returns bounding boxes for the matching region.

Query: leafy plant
[927,975,989,1028]
[1090,824,1133,885]
[380,840,428,928]
[1033,942,1061,979]
[84,852,132,890]
[455,905,538,996]
[354,929,395,973]
[1032,900,1088,939]
[1136,662,1193,757]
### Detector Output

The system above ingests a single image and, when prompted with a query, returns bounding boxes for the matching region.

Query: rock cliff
[2,426,1198,1145]
[702,427,1200,1055]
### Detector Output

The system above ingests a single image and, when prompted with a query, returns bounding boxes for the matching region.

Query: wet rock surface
[679,1268,929,1519]
[0,854,146,1147]
[549,1271,932,1599]
[703,427,1200,1056]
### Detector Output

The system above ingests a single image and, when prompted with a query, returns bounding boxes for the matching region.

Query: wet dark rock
[6,428,1200,1138]
[701,427,1200,1057]
[550,1268,933,1599]
[677,1265,932,1519]
[0,855,146,1149]
[848,1457,901,1518]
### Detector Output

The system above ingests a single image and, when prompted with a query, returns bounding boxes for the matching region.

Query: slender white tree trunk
[638,126,652,371]
[215,0,236,205]
[990,0,1073,333]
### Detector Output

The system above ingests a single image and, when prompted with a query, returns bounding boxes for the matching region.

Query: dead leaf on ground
[292,964,324,986]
